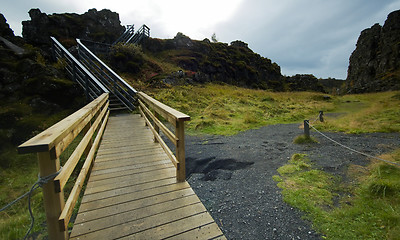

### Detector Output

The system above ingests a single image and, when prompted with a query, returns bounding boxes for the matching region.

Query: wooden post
[176,119,186,182]
[154,112,160,143]
[304,120,310,138]
[319,111,324,122]
[37,150,68,240]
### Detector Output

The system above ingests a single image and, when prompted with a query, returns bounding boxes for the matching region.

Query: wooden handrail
[18,93,110,240]
[138,91,190,182]
[18,93,108,156]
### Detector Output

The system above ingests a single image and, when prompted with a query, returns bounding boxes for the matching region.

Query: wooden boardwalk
[70,114,226,239]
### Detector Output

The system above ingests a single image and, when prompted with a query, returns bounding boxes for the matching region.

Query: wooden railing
[18,93,110,240]
[138,92,190,182]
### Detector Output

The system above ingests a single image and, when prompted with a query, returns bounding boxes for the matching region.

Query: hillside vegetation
[148,84,400,135]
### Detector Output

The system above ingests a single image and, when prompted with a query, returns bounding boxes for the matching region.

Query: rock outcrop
[284,74,325,92]
[347,10,400,93]
[22,8,125,47]
[0,13,14,39]
[142,33,283,90]
[0,13,83,149]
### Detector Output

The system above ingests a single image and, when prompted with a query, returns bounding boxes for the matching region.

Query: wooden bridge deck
[70,114,225,240]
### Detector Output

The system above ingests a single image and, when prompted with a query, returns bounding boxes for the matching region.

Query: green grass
[0,151,47,239]
[151,83,335,135]
[150,84,400,135]
[2,82,399,239]
[293,135,319,144]
[315,91,400,133]
[0,120,89,239]
[274,153,400,239]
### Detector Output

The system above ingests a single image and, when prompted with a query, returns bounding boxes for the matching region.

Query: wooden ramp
[70,114,226,240]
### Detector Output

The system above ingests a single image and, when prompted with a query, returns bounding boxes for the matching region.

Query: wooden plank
[70,114,225,239]
[166,222,226,240]
[71,203,206,240]
[84,166,176,193]
[99,137,154,147]
[18,93,108,154]
[94,147,166,162]
[74,188,197,224]
[71,195,201,237]
[78,182,191,213]
[92,152,169,170]
[89,159,172,179]
[96,142,161,155]
[83,167,176,195]
[80,177,177,204]
[119,212,217,240]
[88,161,173,182]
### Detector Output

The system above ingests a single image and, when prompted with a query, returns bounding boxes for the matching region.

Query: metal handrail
[77,39,137,111]
[77,39,137,95]
[51,37,109,99]
[112,24,135,45]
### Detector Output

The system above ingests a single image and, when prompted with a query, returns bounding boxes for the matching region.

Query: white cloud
[2,0,400,79]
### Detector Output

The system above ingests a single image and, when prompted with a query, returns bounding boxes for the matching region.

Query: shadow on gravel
[186,157,254,181]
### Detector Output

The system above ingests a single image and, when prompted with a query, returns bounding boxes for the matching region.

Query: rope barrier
[309,112,322,125]
[0,167,62,240]
[306,122,400,167]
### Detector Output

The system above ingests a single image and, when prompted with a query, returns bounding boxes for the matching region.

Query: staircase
[113,24,150,45]
[77,39,137,111]
[51,23,151,112]
[51,37,109,101]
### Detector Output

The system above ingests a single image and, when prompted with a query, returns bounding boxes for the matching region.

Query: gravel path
[184,123,400,240]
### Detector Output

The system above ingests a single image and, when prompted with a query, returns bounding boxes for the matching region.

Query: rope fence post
[304,120,310,138]
[319,111,324,122]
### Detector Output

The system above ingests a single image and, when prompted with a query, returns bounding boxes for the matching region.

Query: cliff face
[142,33,283,90]
[0,14,14,39]
[22,8,125,47]
[347,10,400,93]
[0,13,83,150]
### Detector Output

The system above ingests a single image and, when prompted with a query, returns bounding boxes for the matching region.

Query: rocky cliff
[135,33,284,90]
[347,10,400,93]
[22,8,124,48]
[0,13,83,152]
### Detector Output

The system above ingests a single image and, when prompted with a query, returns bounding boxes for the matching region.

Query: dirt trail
[184,123,399,239]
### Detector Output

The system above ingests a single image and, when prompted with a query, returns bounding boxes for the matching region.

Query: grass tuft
[276,152,400,239]
[293,135,319,144]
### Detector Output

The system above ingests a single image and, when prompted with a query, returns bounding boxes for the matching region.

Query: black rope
[0,167,63,240]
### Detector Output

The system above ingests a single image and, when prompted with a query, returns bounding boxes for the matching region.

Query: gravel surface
[184,123,400,240]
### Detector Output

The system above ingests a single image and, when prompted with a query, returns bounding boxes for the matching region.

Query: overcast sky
[2,0,400,79]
